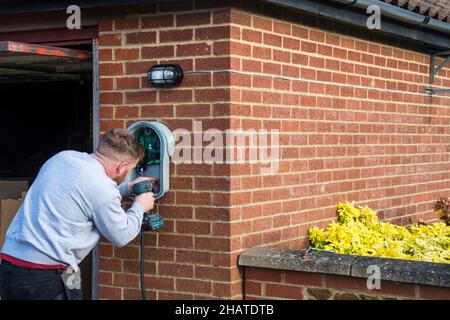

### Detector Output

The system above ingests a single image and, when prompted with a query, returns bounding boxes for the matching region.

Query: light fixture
[148,64,183,87]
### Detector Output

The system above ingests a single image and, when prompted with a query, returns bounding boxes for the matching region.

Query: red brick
[213,282,241,298]
[246,268,282,282]
[99,286,122,300]
[266,283,304,299]
[251,217,272,232]
[99,271,113,285]
[159,234,193,249]
[141,104,174,117]
[377,280,417,298]
[99,48,112,61]
[176,279,211,294]
[159,90,192,103]
[115,77,139,89]
[99,258,122,272]
[125,61,156,74]
[124,288,156,300]
[123,260,156,274]
[99,119,124,131]
[228,9,252,25]
[195,88,229,102]
[326,274,368,292]
[113,273,140,288]
[245,281,262,296]
[176,220,211,234]
[253,16,272,31]
[126,31,156,44]
[159,291,193,299]
[158,263,194,277]
[285,271,323,287]
[99,106,113,118]
[115,106,139,118]
[419,285,450,300]
[274,21,291,35]
[195,236,229,251]
[144,276,174,291]
[114,246,139,259]
[100,92,123,105]
[263,33,282,46]
[195,266,230,281]
[195,26,230,40]
[176,250,211,265]
[253,46,271,59]
[211,8,251,25]
[292,25,308,38]
[301,41,317,53]
[195,57,232,70]
[141,15,174,28]
[176,12,211,26]
[242,29,262,43]
[115,18,139,30]
[100,63,123,76]
[195,207,229,221]
[125,91,156,104]
[160,29,193,42]
[99,33,121,46]
[310,30,325,42]
[143,247,175,261]
[177,43,211,56]
[99,78,113,91]
[142,46,174,59]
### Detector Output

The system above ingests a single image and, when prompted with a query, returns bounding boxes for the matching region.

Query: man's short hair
[97,128,145,162]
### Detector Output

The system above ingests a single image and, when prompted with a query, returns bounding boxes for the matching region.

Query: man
[0,129,155,300]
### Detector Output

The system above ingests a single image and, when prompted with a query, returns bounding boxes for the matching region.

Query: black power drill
[132,180,164,231]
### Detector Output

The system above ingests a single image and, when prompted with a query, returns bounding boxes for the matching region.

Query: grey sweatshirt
[1,150,144,271]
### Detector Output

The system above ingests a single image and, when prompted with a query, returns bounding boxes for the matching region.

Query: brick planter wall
[97,0,450,299]
[244,268,450,300]
[239,247,450,300]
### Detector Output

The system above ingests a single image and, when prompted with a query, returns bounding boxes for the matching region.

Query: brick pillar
[97,3,245,299]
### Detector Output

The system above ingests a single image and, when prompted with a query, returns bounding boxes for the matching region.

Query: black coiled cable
[140,228,146,300]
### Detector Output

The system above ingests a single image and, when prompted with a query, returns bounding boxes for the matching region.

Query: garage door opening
[0,40,96,299]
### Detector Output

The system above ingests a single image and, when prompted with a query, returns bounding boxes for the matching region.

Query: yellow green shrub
[308,201,450,264]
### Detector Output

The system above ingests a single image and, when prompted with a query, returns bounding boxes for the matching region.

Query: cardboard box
[0,199,22,248]
[0,180,27,251]
[0,180,28,199]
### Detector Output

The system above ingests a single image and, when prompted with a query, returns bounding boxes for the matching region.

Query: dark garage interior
[0,41,94,299]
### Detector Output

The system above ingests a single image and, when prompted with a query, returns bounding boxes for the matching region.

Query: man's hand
[135,192,155,212]
[128,177,159,194]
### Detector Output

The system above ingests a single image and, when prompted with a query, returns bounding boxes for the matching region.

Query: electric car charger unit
[127,121,174,300]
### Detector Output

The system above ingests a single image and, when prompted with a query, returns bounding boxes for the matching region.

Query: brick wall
[226,4,450,253]
[97,0,450,299]
[243,267,450,300]
[98,2,243,300]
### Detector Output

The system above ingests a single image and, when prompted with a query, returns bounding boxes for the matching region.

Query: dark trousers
[0,260,83,300]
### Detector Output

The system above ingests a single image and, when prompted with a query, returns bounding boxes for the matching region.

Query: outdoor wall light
[148,64,183,87]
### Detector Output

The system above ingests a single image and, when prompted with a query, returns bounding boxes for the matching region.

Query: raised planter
[238,247,450,300]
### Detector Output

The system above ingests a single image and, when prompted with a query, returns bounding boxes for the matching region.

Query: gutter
[263,0,450,49]
[332,0,450,35]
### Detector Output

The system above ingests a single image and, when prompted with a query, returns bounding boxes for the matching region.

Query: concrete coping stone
[238,247,450,288]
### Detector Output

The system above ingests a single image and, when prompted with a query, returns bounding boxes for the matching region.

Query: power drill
[132,180,164,231]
